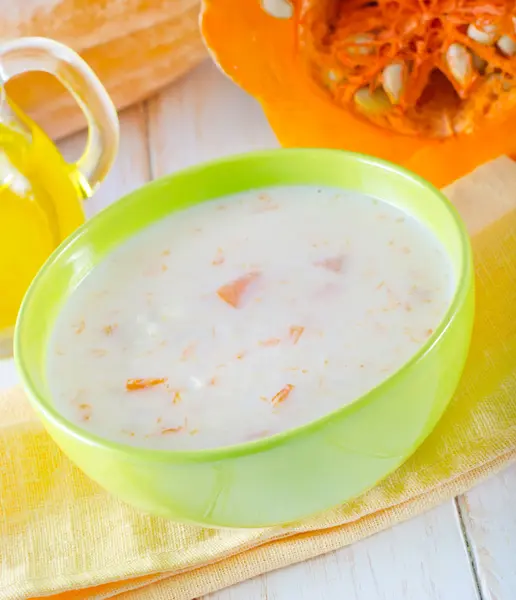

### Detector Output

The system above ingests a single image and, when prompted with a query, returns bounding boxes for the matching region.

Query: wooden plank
[0,356,17,389]
[146,59,278,176]
[458,466,516,600]
[204,503,481,600]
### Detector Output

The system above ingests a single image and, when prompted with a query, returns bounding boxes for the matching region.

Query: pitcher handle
[0,37,119,193]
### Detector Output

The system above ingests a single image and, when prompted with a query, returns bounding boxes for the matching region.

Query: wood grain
[459,465,516,600]
[444,156,516,235]
[147,60,278,176]
[204,503,480,600]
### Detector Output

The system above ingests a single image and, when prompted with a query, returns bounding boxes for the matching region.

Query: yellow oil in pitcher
[0,37,119,357]
[0,101,87,355]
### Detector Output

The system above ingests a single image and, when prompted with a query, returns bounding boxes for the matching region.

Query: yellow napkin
[1,157,516,600]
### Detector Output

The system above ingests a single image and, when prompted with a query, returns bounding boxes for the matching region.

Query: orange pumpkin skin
[200,0,516,188]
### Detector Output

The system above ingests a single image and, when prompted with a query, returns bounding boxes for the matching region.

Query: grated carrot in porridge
[289,326,304,345]
[259,338,281,347]
[314,255,345,273]
[217,271,261,308]
[126,378,167,391]
[161,426,183,435]
[271,384,295,407]
[102,324,117,335]
[212,248,225,266]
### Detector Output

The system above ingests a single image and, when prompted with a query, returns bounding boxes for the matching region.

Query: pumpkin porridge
[47,185,454,450]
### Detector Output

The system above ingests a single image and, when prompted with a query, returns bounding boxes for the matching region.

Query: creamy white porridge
[47,185,455,450]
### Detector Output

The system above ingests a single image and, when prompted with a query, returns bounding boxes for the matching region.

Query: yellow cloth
[1,157,516,600]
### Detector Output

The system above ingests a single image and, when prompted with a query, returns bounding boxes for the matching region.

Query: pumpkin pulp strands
[295,0,516,137]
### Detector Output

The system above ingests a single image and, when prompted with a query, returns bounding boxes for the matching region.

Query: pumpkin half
[200,0,516,187]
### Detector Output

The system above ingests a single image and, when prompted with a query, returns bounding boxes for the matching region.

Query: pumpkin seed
[325,68,346,86]
[467,23,497,45]
[346,34,375,56]
[486,72,513,92]
[497,35,516,56]
[327,69,342,82]
[446,43,473,86]
[261,0,293,19]
[382,63,406,104]
[354,87,391,114]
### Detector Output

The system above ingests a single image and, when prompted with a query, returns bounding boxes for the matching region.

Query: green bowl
[15,149,475,528]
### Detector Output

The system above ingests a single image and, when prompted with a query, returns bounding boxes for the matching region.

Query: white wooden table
[2,59,515,600]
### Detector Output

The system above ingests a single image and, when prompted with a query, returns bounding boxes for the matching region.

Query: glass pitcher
[0,37,119,358]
